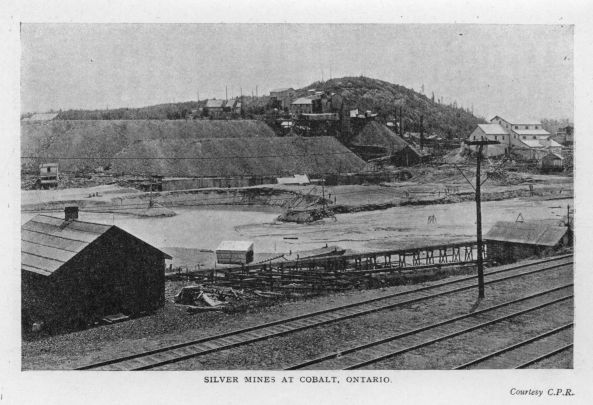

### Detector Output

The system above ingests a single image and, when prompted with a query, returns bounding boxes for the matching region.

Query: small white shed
[216,241,254,265]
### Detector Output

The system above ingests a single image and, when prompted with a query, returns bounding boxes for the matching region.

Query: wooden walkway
[169,241,487,292]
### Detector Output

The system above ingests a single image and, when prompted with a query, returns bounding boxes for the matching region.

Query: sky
[21,24,573,121]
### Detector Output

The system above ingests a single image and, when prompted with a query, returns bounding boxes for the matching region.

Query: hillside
[297,76,486,138]
[39,76,486,138]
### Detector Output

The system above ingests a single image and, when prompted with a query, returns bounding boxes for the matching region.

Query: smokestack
[65,206,79,221]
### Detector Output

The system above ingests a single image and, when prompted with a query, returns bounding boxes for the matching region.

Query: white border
[2,1,592,404]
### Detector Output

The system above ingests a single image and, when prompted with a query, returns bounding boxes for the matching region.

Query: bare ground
[22,259,572,370]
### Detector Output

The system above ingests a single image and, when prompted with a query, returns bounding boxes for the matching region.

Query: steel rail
[342,294,573,370]
[515,344,574,369]
[453,323,573,369]
[285,285,573,370]
[76,255,573,370]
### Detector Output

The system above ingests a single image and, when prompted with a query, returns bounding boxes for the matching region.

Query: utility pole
[419,115,424,151]
[465,139,500,299]
[399,106,404,137]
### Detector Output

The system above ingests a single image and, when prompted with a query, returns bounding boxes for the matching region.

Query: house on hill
[204,99,226,118]
[21,207,171,331]
[484,221,570,263]
[270,88,295,110]
[291,97,314,114]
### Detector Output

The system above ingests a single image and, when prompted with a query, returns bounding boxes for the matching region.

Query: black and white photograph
[3,1,593,404]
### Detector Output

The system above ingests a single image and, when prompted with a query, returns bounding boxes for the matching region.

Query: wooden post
[465,139,499,299]
[475,144,485,298]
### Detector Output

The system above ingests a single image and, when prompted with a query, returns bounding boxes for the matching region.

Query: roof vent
[65,206,79,221]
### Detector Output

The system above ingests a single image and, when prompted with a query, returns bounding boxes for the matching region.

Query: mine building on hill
[270,88,295,110]
[484,221,570,263]
[204,99,226,119]
[291,97,314,115]
[21,207,171,331]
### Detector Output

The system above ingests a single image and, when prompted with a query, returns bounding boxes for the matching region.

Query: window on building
[495,136,497,140]
[522,136,526,139]
[525,125,529,129]
[535,126,539,129]
[515,126,518,129]
[533,136,536,139]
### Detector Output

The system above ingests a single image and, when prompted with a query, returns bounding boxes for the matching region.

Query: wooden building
[216,241,254,265]
[270,88,295,110]
[21,207,171,331]
[38,163,59,189]
[466,124,509,157]
[484,221,570,263]
[539,152,564,172]
[291,97,314,115]
[204,99,226,119]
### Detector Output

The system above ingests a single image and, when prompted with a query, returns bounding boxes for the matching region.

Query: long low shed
[484,221,570,263]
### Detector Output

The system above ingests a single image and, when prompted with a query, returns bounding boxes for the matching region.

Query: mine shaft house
[21,207,171,331]
[484,221,570,263]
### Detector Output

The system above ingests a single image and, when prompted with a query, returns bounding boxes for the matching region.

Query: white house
[467,115,561,159]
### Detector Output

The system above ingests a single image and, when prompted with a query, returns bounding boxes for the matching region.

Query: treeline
[56,101,203,120]
[541,118,573,136]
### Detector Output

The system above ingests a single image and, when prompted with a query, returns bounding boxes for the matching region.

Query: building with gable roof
[21,207,171,331]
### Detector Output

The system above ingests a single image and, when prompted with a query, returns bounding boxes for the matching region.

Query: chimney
[65,206,79,221]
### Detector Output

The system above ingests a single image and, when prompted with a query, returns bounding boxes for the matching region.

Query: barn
[21,207,171,331]
[216,241,254,265]
[484,221,570,263]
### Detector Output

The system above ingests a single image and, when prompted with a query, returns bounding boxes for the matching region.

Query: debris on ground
[173,285,255,313]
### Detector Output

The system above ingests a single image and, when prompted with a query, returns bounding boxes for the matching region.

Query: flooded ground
[22,197,572,256]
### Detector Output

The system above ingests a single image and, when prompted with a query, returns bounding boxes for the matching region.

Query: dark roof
[484,221,568,247]
[22,215,171,276]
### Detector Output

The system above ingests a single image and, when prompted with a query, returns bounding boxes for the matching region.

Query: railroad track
[77,254,573,370]
[453,324,574,369]
[286,284,573,370]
